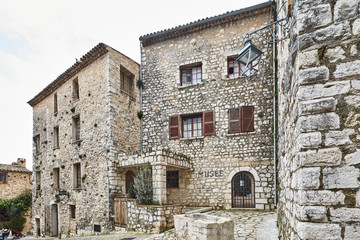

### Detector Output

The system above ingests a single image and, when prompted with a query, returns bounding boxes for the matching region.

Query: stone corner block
[323,166,360,189]
[325,128,355,146]
[298,113,339,133]
[298,66,329,85]
[297,222,341,240]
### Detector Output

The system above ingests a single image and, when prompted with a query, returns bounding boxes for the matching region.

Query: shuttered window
[229,108,241,133]
[242,106,254,132]
[169,111,215,139]
[169,115,180,139]
[228,106,254,133]
[203,111,215,136]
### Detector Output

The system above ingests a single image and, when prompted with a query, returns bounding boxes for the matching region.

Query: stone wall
[31,45,140,237]
[126,199,185,233]
[277,0,360,239]
[140,8,275,209]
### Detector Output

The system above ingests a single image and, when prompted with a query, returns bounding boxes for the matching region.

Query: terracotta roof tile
[0,163,31,173]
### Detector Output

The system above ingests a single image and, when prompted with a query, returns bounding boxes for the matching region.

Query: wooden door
[114,198,127,227]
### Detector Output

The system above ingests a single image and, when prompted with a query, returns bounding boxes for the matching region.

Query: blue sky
[0,0,267,169]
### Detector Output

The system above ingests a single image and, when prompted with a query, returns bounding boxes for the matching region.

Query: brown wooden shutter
[241,106,254,132]
[229,108,241,133]
[203,111,215,136]
[169,115,180,139]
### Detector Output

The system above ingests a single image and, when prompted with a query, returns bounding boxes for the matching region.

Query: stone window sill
[120,90,136,101]
[73,188,82,191]
[53,147,60,150]
[72,140,82,145]
[180,136,204,141]
[178,82,204,89]
[227,132,256,137]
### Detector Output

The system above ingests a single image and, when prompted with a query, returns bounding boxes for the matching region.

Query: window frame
[70,205,76,219]
[34,134,40,154]
[120,66,135,96]
[166,171,179,188]
[53,168,60,189]
[54,93,58,114]
[72,78,80,100]
[73,163,81,189]
[180,64,202,86]
[36,171,41,189]
[72,115,80,142]
[53,126,59,149]
[0,172,7,184]
[182,114,203,138]
[227,57,246,79]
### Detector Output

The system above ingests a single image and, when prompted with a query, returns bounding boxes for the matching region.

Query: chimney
[17,158,26,168]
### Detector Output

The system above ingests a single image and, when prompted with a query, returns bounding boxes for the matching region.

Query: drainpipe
[140,41,143,154]
[272,1,277,208]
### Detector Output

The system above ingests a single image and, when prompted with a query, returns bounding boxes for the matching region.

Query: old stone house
[27,43,140,237]
[0,158,32,234]
[111,2,276,232]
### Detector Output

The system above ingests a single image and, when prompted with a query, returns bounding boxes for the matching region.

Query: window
[54,93,58,113]
[73,163,81,189]
[120,67,134,95]
[34,134,40,154]
[227,57,246,79]
[53,168,60,189]
[73,78,79,100]
[228,106,254,133]
[36,171,41,189]
[180,64,202,85]
[167,171,179,188]
[54,126,59,149]
[72,115,80,142]
[70,205,76,219]
[169,111,215,139]
[183,115,202,138]
[0,173,7,184]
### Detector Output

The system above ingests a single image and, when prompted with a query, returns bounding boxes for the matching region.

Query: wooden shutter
[241,106,254,132]
[229,108,241,133]
[169,115,180,139]
[203,111,215,136]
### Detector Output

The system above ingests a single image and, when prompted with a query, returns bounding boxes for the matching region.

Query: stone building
[276,0,360,239]
[0,158,32,234]
[113,3,275,230]
[0,158,31,199]
[27,43,140,237]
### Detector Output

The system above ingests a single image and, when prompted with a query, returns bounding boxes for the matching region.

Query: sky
[0,0,267,170]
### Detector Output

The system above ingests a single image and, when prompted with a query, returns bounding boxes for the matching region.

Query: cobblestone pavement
[22,210,278,240]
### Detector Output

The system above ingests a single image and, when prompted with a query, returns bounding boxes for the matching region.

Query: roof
[27,43,139,107]
[0,163,31,174]
[139,1,273,46]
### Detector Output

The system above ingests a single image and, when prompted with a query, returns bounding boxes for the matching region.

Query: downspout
[140,41,143,154]
[272,1,278,208]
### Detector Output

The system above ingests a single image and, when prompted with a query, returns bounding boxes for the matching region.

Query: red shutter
[229,108,241,133]
[242,106,254,132]
[169,115,180,139]
[203,111,215,136]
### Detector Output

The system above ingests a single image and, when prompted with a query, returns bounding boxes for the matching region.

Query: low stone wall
[126,199,185,233]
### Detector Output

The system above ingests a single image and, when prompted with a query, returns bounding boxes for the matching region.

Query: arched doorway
[125,170,135,193]
[232,171,255,208]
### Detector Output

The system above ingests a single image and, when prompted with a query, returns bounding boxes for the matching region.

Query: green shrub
[133,166,153,205]
[128,183,136,198]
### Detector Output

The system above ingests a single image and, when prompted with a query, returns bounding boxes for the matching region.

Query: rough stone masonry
[277,0,360,239]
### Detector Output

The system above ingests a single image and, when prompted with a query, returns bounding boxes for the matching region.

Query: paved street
[22,210,278,240]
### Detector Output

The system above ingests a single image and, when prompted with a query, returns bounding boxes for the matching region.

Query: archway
[232,171,255,208]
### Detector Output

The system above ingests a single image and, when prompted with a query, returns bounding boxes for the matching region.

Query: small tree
[133,166,153,205]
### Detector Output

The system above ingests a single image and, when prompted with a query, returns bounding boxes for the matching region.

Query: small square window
[180,64,202,86]
[0,173,7,184]
[227,57,246,79]
[182,115,202,138]
[167,171,179,188]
